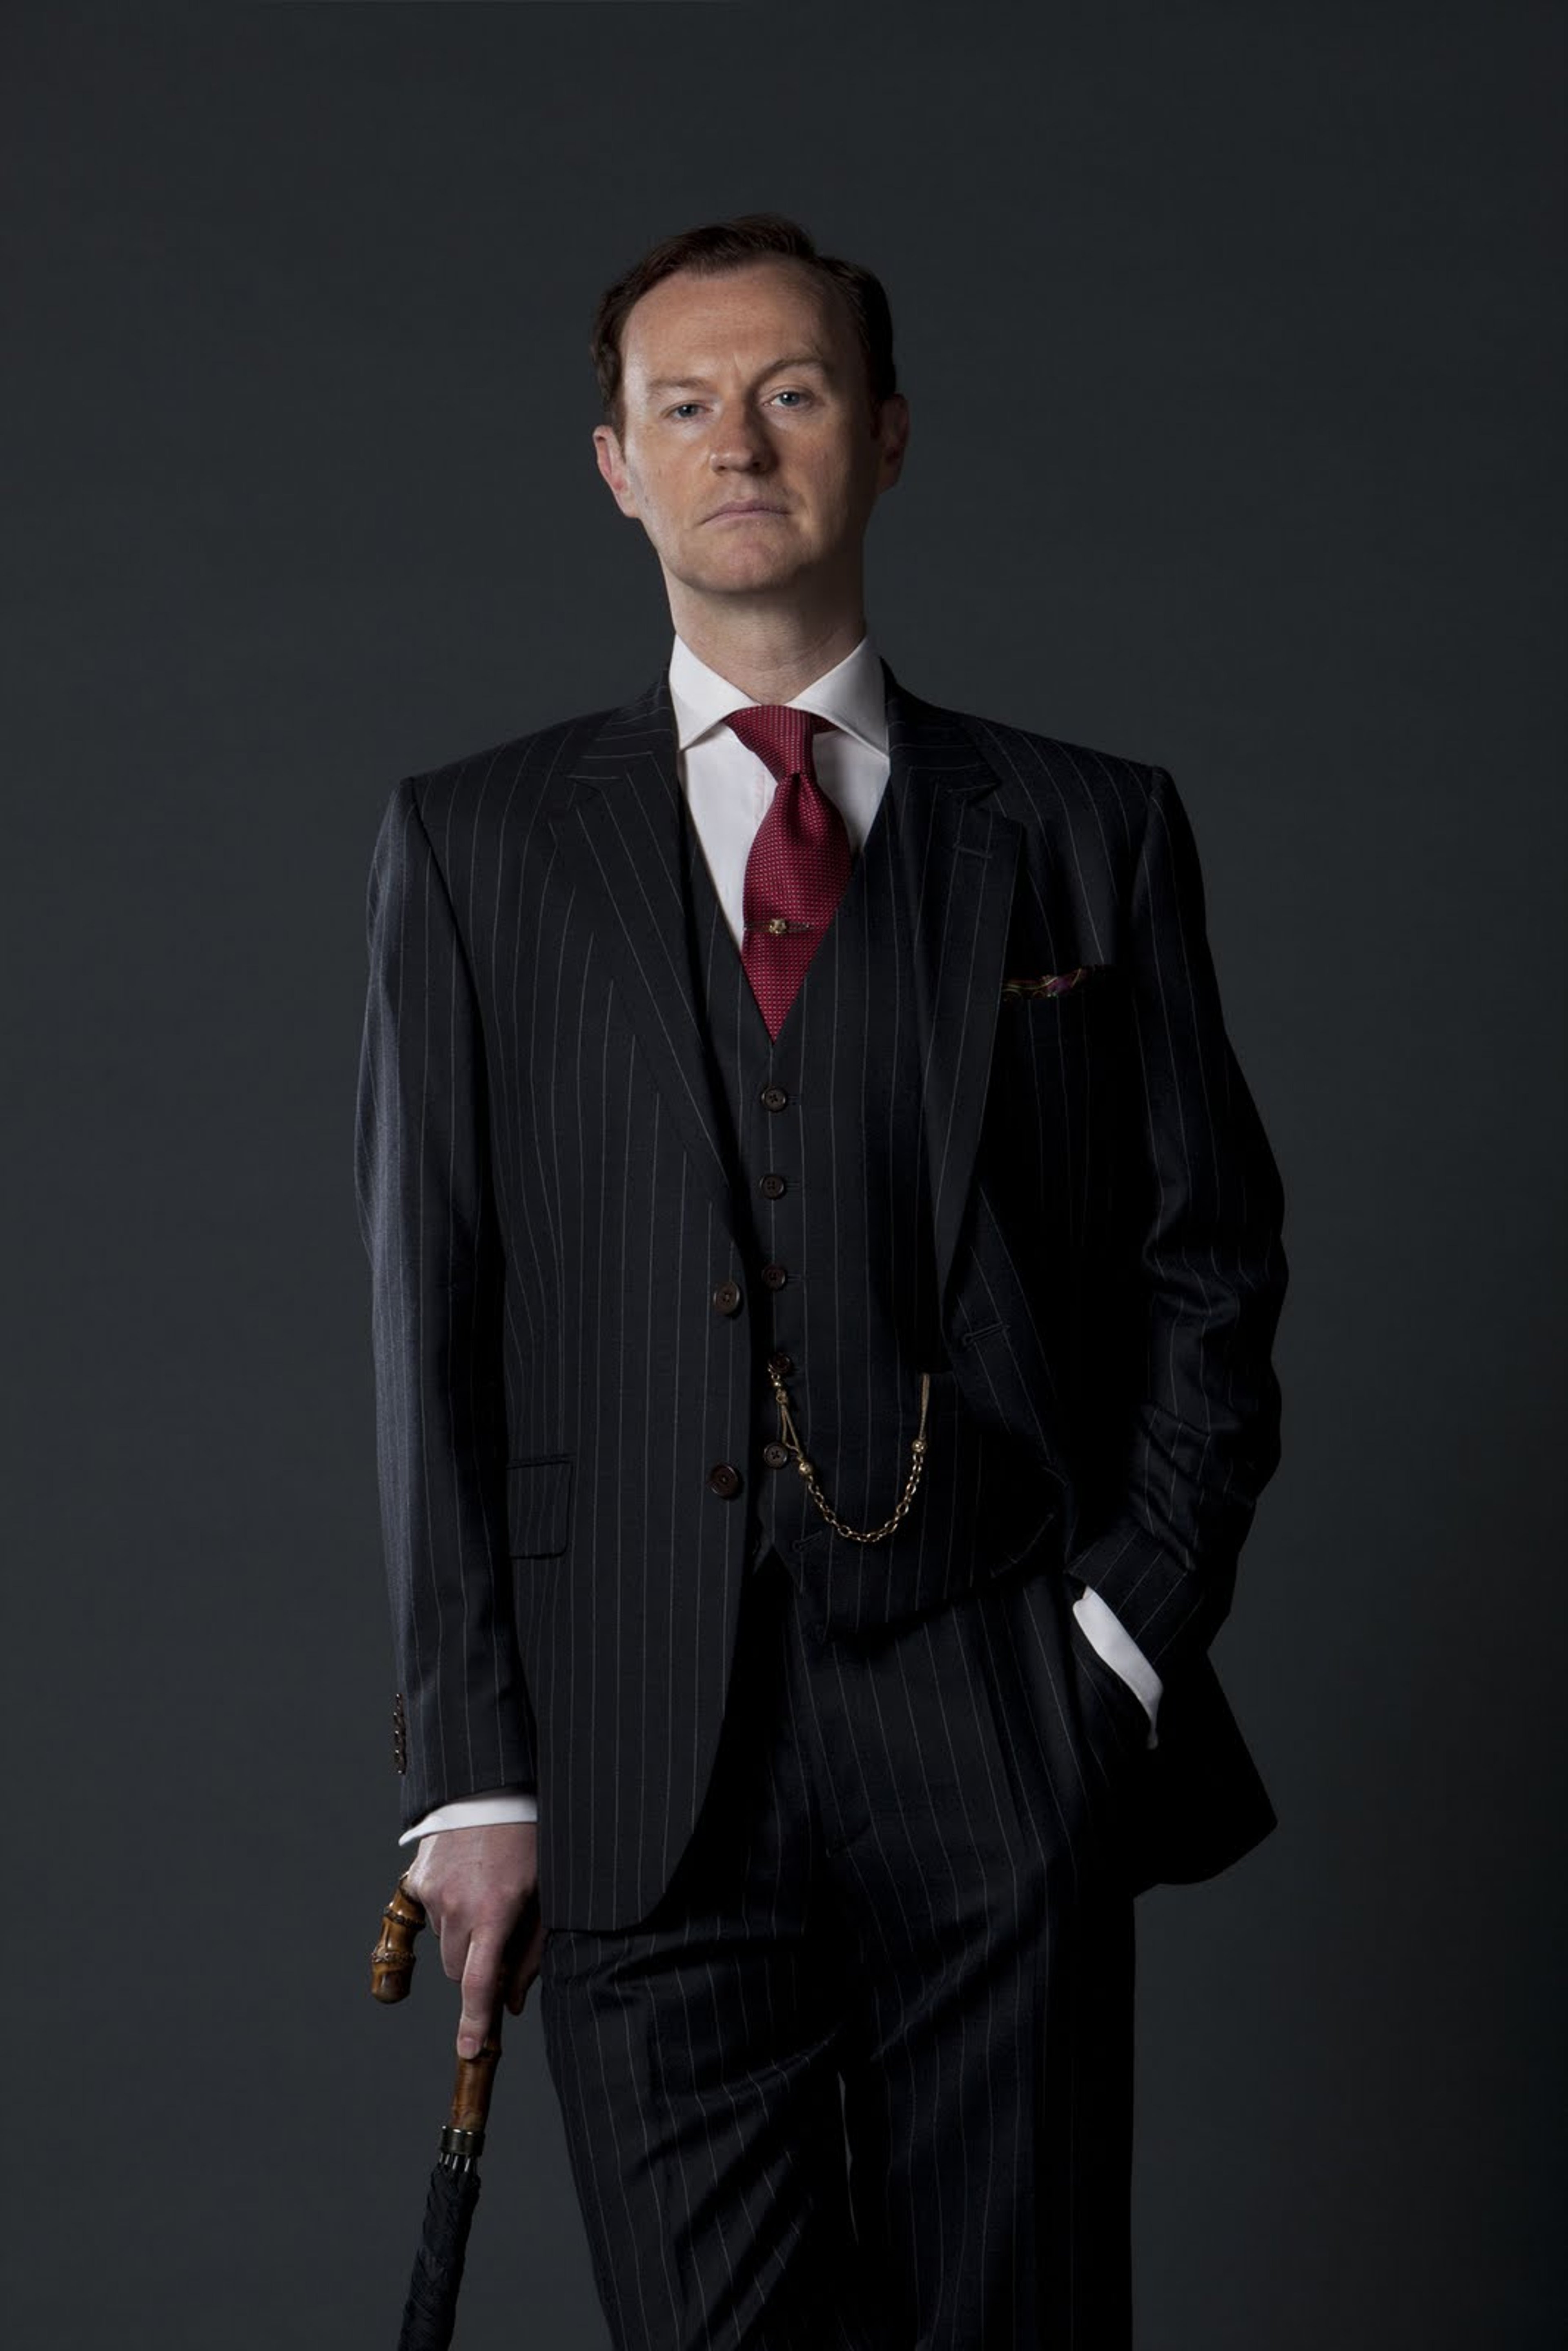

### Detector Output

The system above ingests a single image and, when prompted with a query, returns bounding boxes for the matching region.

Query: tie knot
[722,703,834,786]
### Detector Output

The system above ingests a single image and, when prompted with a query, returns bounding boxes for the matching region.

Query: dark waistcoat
[675,770,1060,1637]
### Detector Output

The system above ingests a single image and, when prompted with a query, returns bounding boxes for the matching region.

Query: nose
[707,407,775,475]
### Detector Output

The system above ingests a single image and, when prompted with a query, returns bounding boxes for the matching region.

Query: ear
[877,393,911,490]
[591,425,639,519]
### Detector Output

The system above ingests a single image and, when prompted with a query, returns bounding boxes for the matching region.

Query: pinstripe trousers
[539,1545,1147,2349]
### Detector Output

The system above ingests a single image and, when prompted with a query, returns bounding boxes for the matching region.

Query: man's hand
[402,1820,543,2057]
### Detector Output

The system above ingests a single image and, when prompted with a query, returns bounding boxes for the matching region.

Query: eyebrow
[642,353,834,396]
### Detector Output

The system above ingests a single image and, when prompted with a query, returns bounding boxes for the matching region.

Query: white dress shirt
[401,631,1161,1846]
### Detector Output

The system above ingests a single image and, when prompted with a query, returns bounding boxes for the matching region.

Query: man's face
[592,259,908,608]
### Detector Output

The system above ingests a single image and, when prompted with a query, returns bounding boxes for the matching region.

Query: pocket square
[1000,965,1099,999]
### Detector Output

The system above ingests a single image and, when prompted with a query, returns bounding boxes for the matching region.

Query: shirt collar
[667,629,889,757]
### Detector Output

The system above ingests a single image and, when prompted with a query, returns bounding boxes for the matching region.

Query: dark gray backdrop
[5,3,1562,2344]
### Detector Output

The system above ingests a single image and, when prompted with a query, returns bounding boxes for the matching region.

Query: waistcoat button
[711,1278,742,1315]
[761,1262,788,1290]
[760,1084,788,1111]
[708,1462,742,1498]
[759,1172,786,1198]
[767,1350,794,1377]
[762,1440,790,1469]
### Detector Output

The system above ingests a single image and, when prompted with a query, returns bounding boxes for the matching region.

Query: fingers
[399,1822,542,2049]
[436,1905,541,2047]
[458,1932,505,2059]
[438,1916,469,1986]
[501,1904,547,2017]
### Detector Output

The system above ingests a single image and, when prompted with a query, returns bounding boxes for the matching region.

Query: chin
[685,557,802,596]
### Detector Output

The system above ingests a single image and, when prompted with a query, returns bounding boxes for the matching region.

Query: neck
[668,588,868,705]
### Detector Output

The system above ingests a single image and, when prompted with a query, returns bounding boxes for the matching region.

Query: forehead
[621,260,844,379]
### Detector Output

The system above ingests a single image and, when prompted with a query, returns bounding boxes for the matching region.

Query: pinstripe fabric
[540,1552,1145,2349]
[353,657,1287,1931]
[677,694,1071,1637]
[531,711,1153,2346]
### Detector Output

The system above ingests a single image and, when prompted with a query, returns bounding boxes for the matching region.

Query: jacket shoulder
[398,701,620,832]
[949,704,1169,830]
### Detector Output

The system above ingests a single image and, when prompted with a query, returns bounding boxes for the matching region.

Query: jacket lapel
[882,668,1023,1313]
[546,670,739,1234]
[546,658,1022,1307]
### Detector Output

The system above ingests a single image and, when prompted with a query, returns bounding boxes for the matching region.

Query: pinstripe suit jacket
[355,657,1288,1929]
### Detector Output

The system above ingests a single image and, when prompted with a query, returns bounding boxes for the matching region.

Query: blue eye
[666,390,810,420]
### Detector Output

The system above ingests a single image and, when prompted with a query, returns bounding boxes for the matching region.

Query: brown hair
[590,212,898,443]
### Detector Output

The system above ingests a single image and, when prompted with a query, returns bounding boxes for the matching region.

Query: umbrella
[371,1875,503,2349]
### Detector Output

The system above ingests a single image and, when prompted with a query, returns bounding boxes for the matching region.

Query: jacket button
[760,1084,788,1111]
[768,1350,794,1377]
[763,1440,790,1469]
[708,1462,742,1498]
[712,1278,742,1315]
[759,1172,786,1199]
[761,1262,788,1290]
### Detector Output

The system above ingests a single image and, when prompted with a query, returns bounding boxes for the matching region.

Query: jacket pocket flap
[507,1455,572,1557]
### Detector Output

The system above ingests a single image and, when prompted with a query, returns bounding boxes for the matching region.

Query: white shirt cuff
[398,1788,539,1845]
[1071,1586,1163,1748]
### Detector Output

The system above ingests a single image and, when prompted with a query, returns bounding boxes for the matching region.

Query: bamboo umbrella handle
[442,2027,502,2161]
[370,1873,504,2153]
[371,1876,428,2002]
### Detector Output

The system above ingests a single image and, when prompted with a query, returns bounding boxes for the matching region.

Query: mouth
[706,503,786,521]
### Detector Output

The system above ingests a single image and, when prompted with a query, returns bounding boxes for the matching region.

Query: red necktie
[723,704,851,1040]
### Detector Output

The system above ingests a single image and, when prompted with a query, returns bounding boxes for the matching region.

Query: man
[355,212,1288,2348]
